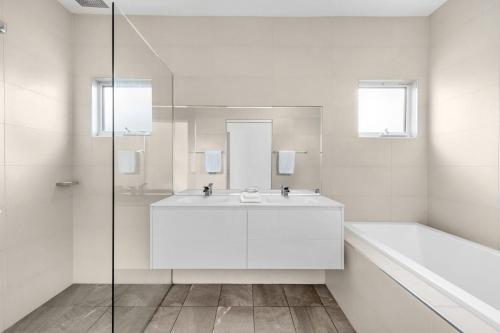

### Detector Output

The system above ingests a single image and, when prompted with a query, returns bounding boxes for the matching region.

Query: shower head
[74,0,109,8]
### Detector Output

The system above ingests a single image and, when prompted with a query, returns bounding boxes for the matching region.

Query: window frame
[357,80,418,139]
[92,78,153,137]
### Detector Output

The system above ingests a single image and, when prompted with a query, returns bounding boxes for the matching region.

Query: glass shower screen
[112,4,174,330]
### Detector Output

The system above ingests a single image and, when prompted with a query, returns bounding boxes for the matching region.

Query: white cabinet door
[247,208,343,269]
[151,208,247,269]
[248,209,342,240]
[248,240,343,269]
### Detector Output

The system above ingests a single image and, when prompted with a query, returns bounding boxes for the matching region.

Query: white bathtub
[328,222,500,333]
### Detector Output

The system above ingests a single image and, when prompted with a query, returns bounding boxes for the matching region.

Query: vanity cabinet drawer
[248,239,343,269]
[151,208,247,269]
[247,208,343,269]
[248,209,342,240]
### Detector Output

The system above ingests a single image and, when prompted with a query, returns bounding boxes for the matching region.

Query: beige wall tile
[430,87,499,135]
[5,124,72,166]
[391,167,427,197]
[429,0,500,250]
[272,17,333,47]
[391,138,427,167]
[332,195,392,222]
[213,46,273,77]
[429,166,498,207]
[5,83,72,134]
[155,45,214,77]
[151,16,214,46]
[391,196,427,223]
[429,127,498,167]
[325,138,391,167]
[273,47,334,78]
[429,198,499,249]
[329,166,391,196]
[1,1,73,329]
[211,17,273,46]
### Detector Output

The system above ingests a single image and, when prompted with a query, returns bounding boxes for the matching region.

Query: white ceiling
[58,0,447,16]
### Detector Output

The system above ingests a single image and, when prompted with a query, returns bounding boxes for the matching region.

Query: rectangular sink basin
[262,195,322,205]
[174,196,235,205]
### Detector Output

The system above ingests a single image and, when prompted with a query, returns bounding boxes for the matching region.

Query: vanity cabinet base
[150,206,344,270]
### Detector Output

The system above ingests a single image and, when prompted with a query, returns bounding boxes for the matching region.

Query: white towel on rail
[205,150,222,173]
[117,150,137,174]
[278,150,296,175]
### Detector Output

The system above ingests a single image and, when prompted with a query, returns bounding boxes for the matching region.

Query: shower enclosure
[111,3,174,330]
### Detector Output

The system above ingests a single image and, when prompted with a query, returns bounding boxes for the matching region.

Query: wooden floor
[5,284,356,333]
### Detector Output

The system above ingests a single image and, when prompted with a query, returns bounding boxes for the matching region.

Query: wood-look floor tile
[49,306,108,333]
[171,306,217,333]
[88,307,157,333]
[161,284,191,307]
[114,284,170,307]
[144,307,181,333]
[219,284,253,306]
[325,306,356,333]
[254,307,295,333]
[213,306,254,333]
[5,306,69,333]
[183,284,221,306]
[314,285,338,307]
[78,285,113,307]
[283,285,322,306]
[291,307,338,333]
[6,306,106,333]
[253,284,288,306]
[44,284,98,307]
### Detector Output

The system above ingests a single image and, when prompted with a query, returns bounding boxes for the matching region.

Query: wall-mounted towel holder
[56,181,80,187]
[190,151,225,154]
[272,151,308,154]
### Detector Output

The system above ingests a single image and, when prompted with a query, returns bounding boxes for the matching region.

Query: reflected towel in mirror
[205,150,222,173]
[278,150,296,175]
[117,150,137,174]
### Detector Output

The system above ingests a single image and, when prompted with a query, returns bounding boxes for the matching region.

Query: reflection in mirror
[173,106,322,193]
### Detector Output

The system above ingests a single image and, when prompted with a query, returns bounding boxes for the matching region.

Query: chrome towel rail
[56,181,80,187]
[272,151,308,154]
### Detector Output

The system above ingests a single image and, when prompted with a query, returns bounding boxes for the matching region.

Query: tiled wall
[0,0,74,330]
[428,0,500,249]
[72,14,112,284]
[132,16,429,223]
[70,15,429,284]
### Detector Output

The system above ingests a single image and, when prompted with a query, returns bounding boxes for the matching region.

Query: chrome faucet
[203,183,214,196]
[281,185,290,197]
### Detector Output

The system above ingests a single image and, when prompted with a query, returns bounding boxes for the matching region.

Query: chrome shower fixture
[74,0,109,8]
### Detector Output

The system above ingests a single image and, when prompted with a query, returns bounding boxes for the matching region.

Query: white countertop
[174,189,320,196]
[151,194,344,208]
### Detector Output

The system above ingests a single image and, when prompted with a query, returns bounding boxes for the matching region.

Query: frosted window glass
[102,81,152,134]
[358,87,406,134]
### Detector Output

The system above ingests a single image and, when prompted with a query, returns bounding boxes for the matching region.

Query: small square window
[92,78,153,136]
[358,80,418,138]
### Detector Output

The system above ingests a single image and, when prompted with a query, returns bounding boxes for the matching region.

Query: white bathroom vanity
[150,194,344,270]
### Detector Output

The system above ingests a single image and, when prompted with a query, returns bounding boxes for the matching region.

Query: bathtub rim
[345,221,500,333]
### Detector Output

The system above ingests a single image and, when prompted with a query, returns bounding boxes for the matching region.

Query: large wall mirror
[173,106,322,193]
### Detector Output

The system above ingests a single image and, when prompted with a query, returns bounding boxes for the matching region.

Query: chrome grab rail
[56,181,79,187]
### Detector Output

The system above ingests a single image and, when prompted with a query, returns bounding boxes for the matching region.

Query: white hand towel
[278,150,296,175]
[205,150,222,173]
[240,191,262,203]
[117,150,137,174]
